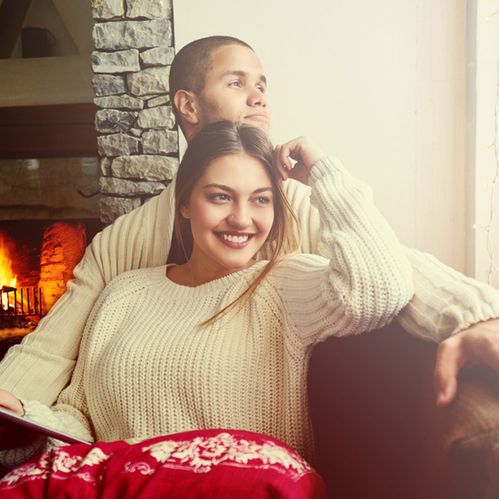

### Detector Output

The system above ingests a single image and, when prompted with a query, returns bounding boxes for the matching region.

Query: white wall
[173,0,467,272]
[469,1,499,286]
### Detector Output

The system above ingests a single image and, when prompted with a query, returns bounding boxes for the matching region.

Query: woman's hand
[0,389,35,450]
[274,137,327,182]
[0,389,24,416]
[434,318,499,407]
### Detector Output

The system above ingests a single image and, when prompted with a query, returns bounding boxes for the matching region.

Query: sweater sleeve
[282,163,499,342]
[0,317,96,469]
[396,248,499,341]
[272,156,414,345]
[0,185,175,404]
[0,272,139,468]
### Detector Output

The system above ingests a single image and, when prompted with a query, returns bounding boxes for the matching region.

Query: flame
[0,234,17,310]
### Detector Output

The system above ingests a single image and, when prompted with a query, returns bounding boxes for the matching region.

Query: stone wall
[91,0,178,224]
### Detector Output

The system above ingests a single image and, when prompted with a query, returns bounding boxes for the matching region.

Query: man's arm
[397,248,499,340]
[0,184,175,405]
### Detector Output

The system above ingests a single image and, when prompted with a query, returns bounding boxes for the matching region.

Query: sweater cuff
[309,156,345,183]
[22,398,60,428]
[397,248,499,341]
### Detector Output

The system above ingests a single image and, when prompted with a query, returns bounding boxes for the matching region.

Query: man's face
[196,44,271,132]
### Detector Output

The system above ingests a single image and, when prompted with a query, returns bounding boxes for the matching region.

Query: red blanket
[0,429,327,498]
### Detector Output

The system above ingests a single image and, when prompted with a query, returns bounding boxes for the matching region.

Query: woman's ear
[180,204,190,219]
[174,90,201,127]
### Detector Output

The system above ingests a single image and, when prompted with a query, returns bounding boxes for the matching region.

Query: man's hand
[274,137,327,183]
[434,318,499,407]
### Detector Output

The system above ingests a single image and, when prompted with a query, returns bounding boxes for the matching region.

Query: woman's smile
[216,231,255,248]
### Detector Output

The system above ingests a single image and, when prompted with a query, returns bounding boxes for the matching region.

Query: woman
[0,121,413,497]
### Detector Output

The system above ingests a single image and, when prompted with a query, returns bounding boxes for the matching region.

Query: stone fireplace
[0,0,179,342]
[91,0,179,224]
[0,104,102,339]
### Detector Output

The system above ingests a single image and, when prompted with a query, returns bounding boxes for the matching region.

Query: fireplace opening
[0,153,102,342]
[0,104,101,356]
[0,219,102,340]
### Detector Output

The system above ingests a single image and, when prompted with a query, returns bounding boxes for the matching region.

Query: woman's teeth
[222,234,249,243]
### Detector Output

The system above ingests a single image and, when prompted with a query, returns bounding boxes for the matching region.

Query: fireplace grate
[0,286,43,319]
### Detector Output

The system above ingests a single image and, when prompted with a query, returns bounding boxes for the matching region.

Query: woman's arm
[0,273,131,467]
[0,354,94,469]
[278,145,499,407]
[272,137,414,343]
[281,161,499,342]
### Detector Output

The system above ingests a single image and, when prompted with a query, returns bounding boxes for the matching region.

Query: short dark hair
[169,36,253,125]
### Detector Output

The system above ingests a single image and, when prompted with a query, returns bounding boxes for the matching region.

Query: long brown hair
[173,120,300,326]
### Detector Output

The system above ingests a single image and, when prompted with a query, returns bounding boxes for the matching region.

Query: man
[0,35,498,422]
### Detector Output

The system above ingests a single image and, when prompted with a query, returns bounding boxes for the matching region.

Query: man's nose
[247,88,267,108]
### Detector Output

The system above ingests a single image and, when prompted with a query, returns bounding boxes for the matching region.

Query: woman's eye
[254,196,271,205]
[208,193,230,202]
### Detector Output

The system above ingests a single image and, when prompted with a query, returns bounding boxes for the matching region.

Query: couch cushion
[308,321,499,499]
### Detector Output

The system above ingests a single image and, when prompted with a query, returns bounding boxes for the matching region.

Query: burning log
[0,286,42,318]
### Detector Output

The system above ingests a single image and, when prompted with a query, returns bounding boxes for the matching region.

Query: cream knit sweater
[1,156,499,408]
[1,158,414,466]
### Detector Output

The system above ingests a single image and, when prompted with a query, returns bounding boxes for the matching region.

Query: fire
[0,233,17,310]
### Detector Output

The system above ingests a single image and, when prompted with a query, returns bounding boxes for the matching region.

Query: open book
[0,406,91,445]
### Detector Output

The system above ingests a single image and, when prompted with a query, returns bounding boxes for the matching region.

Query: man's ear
[174,90,201,126]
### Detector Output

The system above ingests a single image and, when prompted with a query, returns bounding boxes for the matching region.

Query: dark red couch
[308,321,499,498]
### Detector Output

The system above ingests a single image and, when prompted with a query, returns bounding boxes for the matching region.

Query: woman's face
[181,152,275,276]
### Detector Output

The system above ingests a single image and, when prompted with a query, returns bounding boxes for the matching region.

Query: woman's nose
[227,208,251,228]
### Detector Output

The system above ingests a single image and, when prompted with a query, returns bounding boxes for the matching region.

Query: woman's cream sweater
[2,157,415,466]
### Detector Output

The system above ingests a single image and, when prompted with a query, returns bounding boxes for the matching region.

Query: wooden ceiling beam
[0,104,98,158]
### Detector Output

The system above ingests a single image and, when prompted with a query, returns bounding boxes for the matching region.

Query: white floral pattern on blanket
[124,432,312,480]
[0,432,313,490]
[0,447,110,489]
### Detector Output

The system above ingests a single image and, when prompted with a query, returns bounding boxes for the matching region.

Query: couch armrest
[439,366,499,499]
[308,321,499,499]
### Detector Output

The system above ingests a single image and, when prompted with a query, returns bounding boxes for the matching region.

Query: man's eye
[228,80,242,88]
[256,84,266,93]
